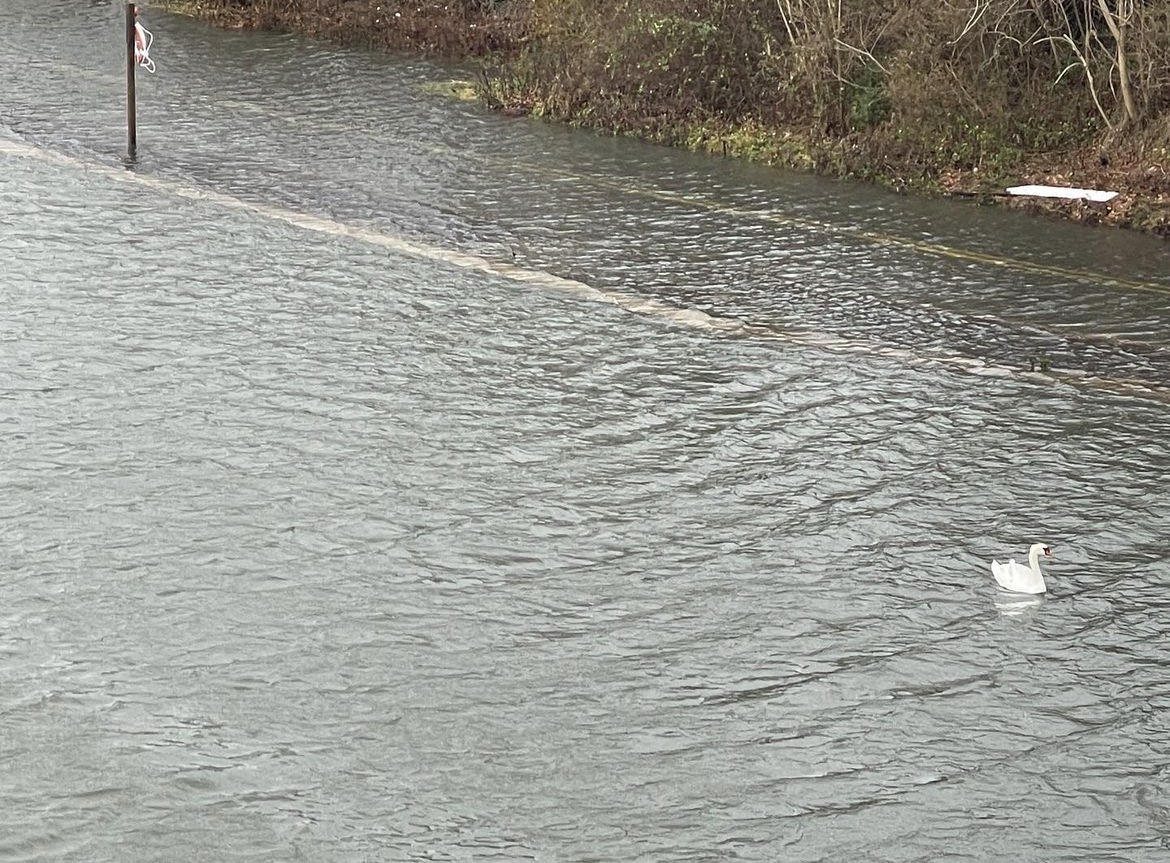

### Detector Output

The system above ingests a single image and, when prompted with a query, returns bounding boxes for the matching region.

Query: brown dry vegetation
[159,1,1170,235]
[162,0,527,54]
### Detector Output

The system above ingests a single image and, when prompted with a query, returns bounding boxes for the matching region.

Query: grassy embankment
[156,1,1170,236]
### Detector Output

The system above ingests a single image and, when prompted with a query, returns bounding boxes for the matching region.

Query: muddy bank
[938,130,1170,238]
[156,1,526,55]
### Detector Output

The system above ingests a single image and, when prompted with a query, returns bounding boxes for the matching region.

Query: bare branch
[1039,33,1115,129]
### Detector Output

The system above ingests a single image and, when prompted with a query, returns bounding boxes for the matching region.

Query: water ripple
[3,3,1170,862]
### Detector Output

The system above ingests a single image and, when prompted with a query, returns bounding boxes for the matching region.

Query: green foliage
[538,0,1159,164]
[486,0,789,131]
[846,68,891,130]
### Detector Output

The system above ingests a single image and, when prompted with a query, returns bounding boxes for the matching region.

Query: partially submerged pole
[125,2,136,160]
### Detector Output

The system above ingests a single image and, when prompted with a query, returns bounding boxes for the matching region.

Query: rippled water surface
[4,3,1170,861]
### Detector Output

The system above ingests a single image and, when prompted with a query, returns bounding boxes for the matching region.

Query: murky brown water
[3,3,1170,861]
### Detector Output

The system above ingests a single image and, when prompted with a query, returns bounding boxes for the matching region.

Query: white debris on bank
[1006,184,1118,202]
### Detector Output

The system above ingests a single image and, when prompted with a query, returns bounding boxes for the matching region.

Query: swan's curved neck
[1027,546,1043,573]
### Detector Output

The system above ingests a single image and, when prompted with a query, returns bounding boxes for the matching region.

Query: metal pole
[126,3,137,160]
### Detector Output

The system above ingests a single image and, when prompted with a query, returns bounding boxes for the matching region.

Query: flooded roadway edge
[5,137,1169,405]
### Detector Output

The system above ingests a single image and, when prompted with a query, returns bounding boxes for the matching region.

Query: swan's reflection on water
[994,591,1046,616]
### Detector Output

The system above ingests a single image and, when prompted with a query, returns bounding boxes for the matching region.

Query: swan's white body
[991,543,1052,594]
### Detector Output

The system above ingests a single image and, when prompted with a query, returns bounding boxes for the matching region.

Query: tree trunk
[1096,0,1138,127]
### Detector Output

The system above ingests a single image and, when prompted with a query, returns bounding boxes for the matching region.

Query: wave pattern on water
[3,4,1170,862]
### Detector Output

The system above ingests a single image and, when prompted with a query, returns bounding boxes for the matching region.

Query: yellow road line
[208,97,1170,297]
[572,172,1170,298]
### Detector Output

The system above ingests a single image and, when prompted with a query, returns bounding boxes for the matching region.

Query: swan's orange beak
[1043,546,1053,556]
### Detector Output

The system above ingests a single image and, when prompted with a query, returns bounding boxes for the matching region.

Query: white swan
[991,543,1052,594]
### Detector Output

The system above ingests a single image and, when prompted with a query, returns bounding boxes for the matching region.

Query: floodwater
[3,3,1170,861]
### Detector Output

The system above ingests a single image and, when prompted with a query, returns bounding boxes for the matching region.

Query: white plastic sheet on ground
[1006,184,1118,202]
